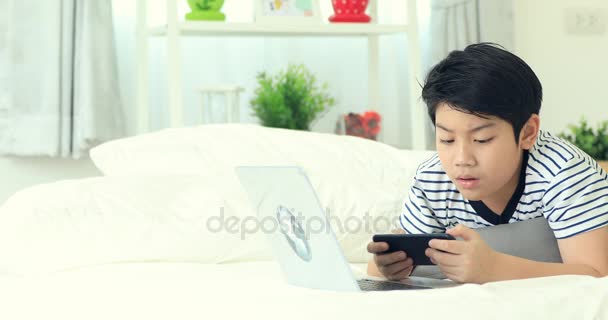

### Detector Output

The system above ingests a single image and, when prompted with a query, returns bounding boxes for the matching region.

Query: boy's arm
[482,159,608,282]
[426,225,608,283]
[492,226,608,281]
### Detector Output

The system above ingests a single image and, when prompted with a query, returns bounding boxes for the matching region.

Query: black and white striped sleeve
[543,158,608,239]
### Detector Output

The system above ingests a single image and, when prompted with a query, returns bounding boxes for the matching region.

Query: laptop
[236,166,458,291]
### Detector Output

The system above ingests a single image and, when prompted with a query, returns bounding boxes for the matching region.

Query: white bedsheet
[0,261,606,320]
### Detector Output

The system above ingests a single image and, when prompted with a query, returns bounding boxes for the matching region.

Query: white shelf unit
[148,21,409,36]
[136,0,428,149]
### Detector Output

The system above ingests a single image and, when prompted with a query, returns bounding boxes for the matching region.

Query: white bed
[0,261,607,319]
[0,124,606,319]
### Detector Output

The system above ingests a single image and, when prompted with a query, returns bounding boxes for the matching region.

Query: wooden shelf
[148,22,409,37]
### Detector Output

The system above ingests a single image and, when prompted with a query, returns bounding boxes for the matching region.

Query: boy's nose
[455,159,475,167]
[455,144,475,167]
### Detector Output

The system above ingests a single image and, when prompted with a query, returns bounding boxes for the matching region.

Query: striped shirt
[400,130,608,239]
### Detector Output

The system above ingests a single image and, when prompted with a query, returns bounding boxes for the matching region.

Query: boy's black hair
[421,43,543,142]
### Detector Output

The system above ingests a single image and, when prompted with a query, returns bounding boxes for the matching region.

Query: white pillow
[89,124,429,188]
[0,172,422,275]
[0,175,267,275]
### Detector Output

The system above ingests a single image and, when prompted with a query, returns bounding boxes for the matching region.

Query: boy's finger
[426,248,459,267]
[387,265,413,281]
[375,250,407,266]
[367,241,388,253]
[428,239,466,254]
[383,258,413,276]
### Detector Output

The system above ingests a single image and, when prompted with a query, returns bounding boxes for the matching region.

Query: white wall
[0,157,101,204]
[513,0,608,134]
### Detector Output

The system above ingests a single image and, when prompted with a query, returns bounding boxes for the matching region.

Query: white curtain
[0,0,124,158]
[428,0,480,65]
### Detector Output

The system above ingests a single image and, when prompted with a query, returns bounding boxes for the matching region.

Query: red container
[329,0,371,23]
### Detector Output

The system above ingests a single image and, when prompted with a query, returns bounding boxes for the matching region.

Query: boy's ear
[519,114,540,150]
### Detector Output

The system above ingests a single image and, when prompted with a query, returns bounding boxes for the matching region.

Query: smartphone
[372,233,456,265]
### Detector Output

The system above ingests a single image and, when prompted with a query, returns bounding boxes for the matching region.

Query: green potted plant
[559,118,608,171]
[250,64,335,131]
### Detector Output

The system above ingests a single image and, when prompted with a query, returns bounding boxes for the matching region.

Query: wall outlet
[565,7,607,35]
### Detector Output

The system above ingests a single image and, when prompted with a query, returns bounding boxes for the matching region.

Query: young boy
[367,43,608,284]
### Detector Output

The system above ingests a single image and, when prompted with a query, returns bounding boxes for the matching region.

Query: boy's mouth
[456,175,480,189]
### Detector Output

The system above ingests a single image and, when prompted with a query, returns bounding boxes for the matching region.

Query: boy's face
[434,104,532,204]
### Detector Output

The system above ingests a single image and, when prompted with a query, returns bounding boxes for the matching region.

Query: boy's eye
[440,139,454,144]
[475,138,494,144]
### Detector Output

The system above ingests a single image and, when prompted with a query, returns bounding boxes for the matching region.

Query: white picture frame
[254,0,321,24]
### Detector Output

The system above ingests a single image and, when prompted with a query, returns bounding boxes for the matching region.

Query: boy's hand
[426,224,498,284]
[366,229,414,281]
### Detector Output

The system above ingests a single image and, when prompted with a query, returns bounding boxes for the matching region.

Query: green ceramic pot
[186,0,226,21]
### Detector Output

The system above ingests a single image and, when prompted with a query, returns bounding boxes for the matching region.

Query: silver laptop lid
[477,217,562,263]
[236,166,360,291]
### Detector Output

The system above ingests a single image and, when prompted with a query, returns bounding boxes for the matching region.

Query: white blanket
[0,262,606,320]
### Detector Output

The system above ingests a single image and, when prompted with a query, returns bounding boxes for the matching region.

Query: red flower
[343,110,381,140]
[362,111,381,136]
